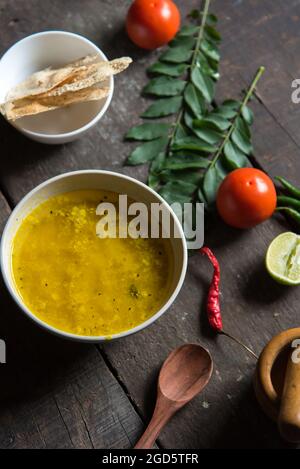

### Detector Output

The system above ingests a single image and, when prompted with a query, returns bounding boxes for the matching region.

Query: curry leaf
[159,180,197,205]
[150,152,166,174]
[143,77,186,97]
[236,115,251,138]
[164,154,210,170]
[200,39,220,62]
[185,114,222,144]
[191,67,215,102]
[194,115,230,132]
[142,96,183,118]
[215,158,229,180]
[205,25,221,43]
[191,127,222,145]
[241,105,254,125]
[223,141,250,170]
[197,52,220,80]
[198,66,265,207]
[231,128,253,155]
[185,111,222,143]
[127,137,168,165]
[172,137,216,153]
[170,35,196,49]
[207,13,218,26]
[215,104,238,119]
[148,152,167,189]
[160,170,203,185]
[222,99,241,109]
[184,110,195,129]
[177,25,199,36]
[184,83,206,118]
[159,190,191,205]
[207,56,219,72]
[147,62,188,77]
[124,4,264,219]
[198,185,208,206]
[174,124,190,140]
[203,166,222,205]
[188,9,201,20]
[125,123,170,141]
[206,114,232,130]
[148,173,160,190]
[160,47,193,64]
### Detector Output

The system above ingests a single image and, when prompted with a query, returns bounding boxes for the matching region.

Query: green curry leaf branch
[124,0,265,210]
[199,66,265,206]
[125,0,219,167]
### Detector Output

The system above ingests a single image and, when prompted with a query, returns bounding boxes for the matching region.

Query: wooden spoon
[134,344,213,449]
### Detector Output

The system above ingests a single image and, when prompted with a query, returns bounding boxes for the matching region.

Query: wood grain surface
[0,0,300,449]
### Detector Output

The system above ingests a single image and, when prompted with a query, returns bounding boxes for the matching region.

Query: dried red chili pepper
[200,246,258,360]
[199,247,223,332]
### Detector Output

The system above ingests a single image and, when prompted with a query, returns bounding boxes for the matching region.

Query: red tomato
[216,168,277,229]
[126,0,181,50]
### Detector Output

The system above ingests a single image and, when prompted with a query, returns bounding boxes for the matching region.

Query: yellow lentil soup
[11,190,172,337]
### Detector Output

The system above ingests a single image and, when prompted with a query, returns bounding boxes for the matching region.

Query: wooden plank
[214,0,300,173]
[0,194,143,448]
[0,292,144,449]
[0,340,144,449]
[0,0,299,449]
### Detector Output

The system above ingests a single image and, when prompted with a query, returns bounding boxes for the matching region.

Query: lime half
[266,232,300,285]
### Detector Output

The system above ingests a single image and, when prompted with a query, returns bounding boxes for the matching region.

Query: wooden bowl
[254,327,300,421]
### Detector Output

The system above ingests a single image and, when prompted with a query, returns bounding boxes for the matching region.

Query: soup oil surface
[12,190,172,336]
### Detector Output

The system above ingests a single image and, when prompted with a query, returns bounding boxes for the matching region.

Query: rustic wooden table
[0,0,300,449]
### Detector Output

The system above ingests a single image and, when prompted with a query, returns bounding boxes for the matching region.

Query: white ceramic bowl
[1,170,188,343]
[0,31,114,144]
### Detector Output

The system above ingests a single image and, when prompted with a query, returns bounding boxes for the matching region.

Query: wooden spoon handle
[134,397,177,449]
[278,345,300,443]
[134,417,167,449]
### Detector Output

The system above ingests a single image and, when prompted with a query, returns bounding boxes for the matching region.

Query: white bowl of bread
[0,31,131,144]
